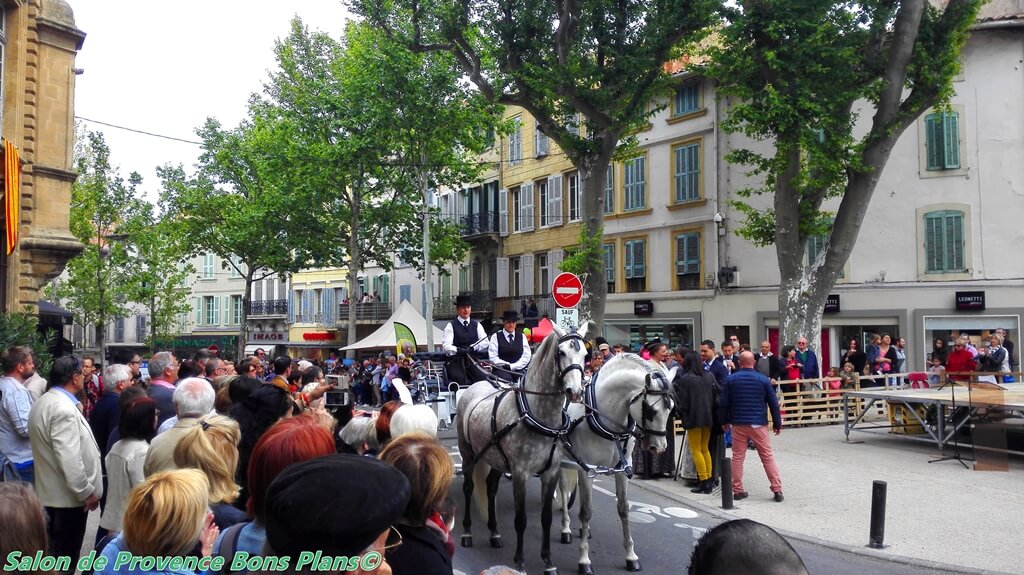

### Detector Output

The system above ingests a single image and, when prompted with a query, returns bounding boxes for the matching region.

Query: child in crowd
[928,356,946,386]
[839,362,860,389]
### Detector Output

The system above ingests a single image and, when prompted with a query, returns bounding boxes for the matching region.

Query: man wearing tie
[442,294,489,386]
[489,310,532,379]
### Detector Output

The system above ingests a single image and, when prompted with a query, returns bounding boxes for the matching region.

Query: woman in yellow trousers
[674,350,718,494]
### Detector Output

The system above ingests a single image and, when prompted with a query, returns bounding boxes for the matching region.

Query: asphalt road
[439,433,939,575]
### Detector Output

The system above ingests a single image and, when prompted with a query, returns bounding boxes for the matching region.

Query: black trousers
[45,506,88,572]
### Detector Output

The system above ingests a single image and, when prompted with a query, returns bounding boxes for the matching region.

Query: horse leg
[486,468,503,548]
[540,471,560,574]
[577,470,595,575]
[558,468,576,544]
[512,472,528,572]
[616,473,641,571]
[461,458,475,548]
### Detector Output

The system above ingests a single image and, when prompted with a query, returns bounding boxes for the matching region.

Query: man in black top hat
[488,310,532,376]
[442,294,489,386]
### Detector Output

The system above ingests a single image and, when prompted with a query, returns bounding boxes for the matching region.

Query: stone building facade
[0,0,85,313]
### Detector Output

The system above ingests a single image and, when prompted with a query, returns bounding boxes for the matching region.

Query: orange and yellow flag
[4,138,20,255]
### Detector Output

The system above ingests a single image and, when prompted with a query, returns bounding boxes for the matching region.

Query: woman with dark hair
[840,339,867,375]
[379,432,455,575]
[674,351,718,494]
[228,376,261,405]
[780,346,801,381]
[228,385,295,508]
[932,338,950,365]
[100,397,158,534]
[632,341,676,479]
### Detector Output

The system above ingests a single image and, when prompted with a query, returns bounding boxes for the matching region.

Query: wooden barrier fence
[769,370,1023,428]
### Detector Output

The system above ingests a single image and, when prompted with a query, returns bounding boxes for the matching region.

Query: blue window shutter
[287,290,295,323]
[195,296,202,326]
[604,165,614,214]
[603,244,615,283]
[634,240,646,277]
[624,241,634,278]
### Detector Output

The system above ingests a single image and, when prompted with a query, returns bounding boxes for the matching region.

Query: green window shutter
[677,233,700,275]
[632,240,646,277]
[604,165,614,214]
[603,244,615,283]
[925,114,943,170]
[943,112,960,169]
[212,296,221,326]
[624,241,634,278]
[947,212,964,271]
[925,213,943,272]
[194,296,202,326]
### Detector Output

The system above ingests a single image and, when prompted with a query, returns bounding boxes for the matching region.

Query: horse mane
[600,352,649,375]
[529,329,563,379]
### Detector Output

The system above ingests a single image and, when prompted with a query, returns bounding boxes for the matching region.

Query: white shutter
[212,296,221,326]
[549,249,564,276]
[549,175,563,226]
[521,182,534,232]
[194,296,202,327]
[496,257,510,298]
[222,296,230,325]
[498,188,509,236]
[522,253,535,296]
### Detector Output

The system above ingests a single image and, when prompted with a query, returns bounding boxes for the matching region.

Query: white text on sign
[556,308,579,332]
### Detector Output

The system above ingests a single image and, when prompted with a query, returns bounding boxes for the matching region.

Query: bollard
[720,457,733,510]
[868,480,887,548]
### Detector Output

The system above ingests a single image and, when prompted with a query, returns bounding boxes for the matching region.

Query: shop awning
[37,300,73,326]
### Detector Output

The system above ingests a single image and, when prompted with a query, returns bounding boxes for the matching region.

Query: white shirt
[442,316,489,354]
[488,329,533,371]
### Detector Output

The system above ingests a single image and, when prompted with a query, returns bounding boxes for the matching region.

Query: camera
[325,389,353,408]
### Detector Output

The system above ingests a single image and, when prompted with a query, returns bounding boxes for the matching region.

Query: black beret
[265,454,411,557]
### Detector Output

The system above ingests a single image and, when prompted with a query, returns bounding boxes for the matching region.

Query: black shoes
[733,491,749,500]
[773,491,785,502]
[690,479,714,494]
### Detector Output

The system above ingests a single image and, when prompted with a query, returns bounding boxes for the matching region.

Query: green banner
[394,321,416,357]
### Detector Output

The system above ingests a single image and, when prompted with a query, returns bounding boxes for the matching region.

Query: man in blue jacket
[721,351,784,502]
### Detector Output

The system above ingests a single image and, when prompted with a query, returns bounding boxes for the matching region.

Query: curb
[630,478,1013,575]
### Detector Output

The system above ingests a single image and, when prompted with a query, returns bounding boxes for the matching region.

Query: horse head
[636,361,676,454]
[548,321,588,401]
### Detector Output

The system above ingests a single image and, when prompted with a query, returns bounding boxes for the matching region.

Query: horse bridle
[634,369,673,438]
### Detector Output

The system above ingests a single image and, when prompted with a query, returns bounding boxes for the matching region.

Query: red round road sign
[552,272,584,308]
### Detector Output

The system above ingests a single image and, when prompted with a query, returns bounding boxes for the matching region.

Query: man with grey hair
[143,377,215,476]
[146,351,179,426]
[89,364,133,460]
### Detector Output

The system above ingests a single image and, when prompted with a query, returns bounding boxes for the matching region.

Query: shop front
[602,302,701,353]
[155,334,240,361]
[286,328,345,362]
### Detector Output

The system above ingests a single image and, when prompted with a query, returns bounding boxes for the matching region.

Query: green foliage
[0,311,54,376]
[559,224,604,278]
[259,19,496,276]
[57,131,147,342]
[707,0,983,251]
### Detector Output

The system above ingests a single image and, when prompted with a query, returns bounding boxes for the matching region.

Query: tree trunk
[238,269,253,361]
[573,133,618,333]
[777,266,825,373]
[346,189,361,359]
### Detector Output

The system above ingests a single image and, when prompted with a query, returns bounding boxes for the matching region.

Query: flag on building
[4,139,21,255]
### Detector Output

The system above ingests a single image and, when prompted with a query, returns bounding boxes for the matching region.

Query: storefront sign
[252,332,286,341]
[955,291,986,311]
[634,300,654,316]
[303,331,338,341]
[153,335,239,360]
[824,294,841,314]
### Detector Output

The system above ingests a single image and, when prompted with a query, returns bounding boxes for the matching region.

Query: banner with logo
[395,321,416,357]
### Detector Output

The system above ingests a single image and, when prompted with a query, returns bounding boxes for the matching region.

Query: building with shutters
[433,2,1023,372]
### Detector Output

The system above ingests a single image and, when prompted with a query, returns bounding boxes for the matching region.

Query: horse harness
[561,362,674,478]
[468,332,587,476]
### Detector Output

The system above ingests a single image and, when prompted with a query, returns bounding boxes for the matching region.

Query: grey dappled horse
[557,354,676,574]
[457,323,589,574]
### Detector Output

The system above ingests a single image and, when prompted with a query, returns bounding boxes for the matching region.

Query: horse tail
[472,462,492,517]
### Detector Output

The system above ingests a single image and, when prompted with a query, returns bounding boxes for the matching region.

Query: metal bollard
[868,480,887,548]
[720,457,733,510]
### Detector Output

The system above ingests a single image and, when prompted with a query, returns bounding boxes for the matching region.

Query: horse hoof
[460,534,473,548]
[560,532,573,544]
[544,566,558,575]
[489,535,503,549]
[578,564,595,575]
[626,559,642,572]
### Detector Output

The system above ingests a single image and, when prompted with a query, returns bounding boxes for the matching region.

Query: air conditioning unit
[718,266,738,287]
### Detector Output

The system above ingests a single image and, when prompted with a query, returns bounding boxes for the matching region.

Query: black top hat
[501,310,519,323]
[455,294,473,307]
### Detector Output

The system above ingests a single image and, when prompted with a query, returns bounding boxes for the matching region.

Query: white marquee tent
[341,299,445,351]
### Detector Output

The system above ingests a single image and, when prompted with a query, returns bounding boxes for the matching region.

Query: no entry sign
[552,272,583,308]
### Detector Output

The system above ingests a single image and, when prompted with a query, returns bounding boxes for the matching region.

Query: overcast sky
[72,0,352,201]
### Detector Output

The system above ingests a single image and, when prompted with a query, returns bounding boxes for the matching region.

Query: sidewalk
[635,425,1024,574]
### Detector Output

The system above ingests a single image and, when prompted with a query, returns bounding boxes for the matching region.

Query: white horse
[457,323,589,574]
[557,354,676,574]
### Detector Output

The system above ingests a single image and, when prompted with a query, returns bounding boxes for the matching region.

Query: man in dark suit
[441,294,489,386]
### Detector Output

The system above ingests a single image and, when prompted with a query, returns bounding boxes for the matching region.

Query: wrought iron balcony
[248,299,289,316]
[460,212,501,237]
[432,290,496,319]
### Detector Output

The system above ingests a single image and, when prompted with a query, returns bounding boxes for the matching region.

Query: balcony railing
[492,294,555,325]
[248,299,288,316]
[336,303,393,322]
[432,290,496,319]
[461,212,501,237]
